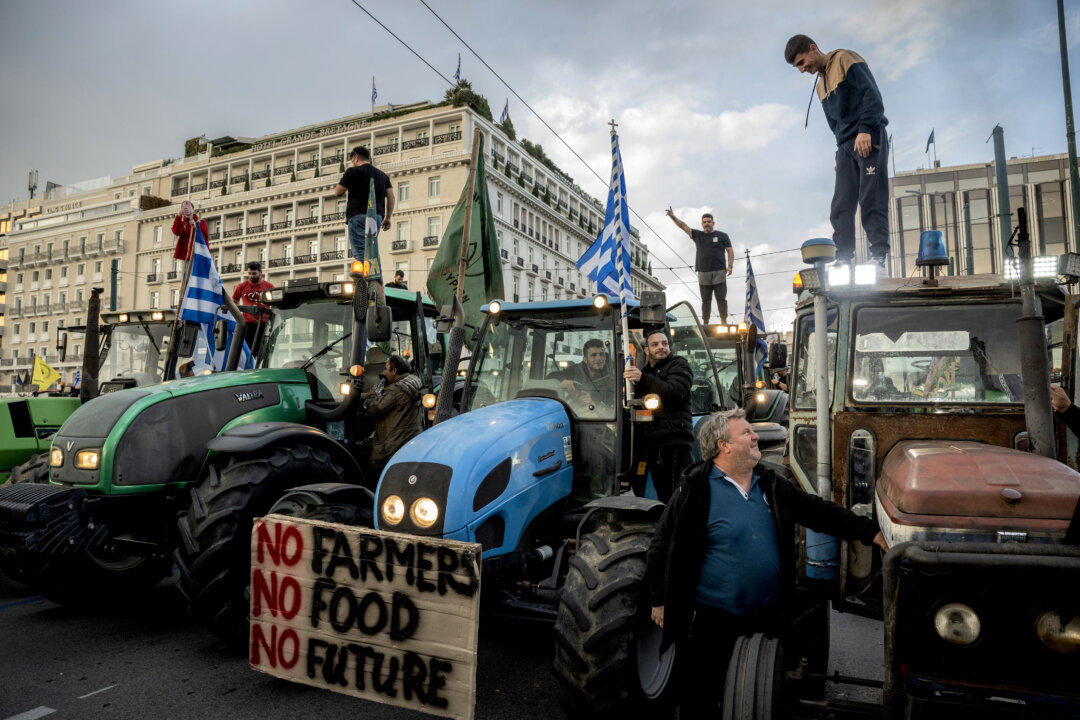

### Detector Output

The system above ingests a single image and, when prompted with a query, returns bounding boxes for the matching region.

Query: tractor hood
[876,440,1080,544]
[49,368,313,493]
[376,398,574,556]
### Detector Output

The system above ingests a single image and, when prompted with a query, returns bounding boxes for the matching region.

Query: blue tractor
[270,292,784,715]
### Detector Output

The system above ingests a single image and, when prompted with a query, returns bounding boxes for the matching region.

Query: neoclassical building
[0,101,662,391]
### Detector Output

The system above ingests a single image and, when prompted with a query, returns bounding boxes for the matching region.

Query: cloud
[1019,8,1080,53]
[836,0,952,79]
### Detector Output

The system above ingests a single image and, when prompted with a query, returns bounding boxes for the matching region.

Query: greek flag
[499,99,508,124]
[371,78,378,105]
[453,53,461,82]
[925,129,935,154]
[73,369,81,387]
[576,131,634,301]
[179,223,252,372]
[745,254,767,377]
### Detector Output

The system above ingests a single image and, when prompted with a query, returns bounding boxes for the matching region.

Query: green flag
[365,177,383,282]
[426,135,505,345]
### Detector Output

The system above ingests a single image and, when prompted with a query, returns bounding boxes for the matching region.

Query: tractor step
[0,482,107,554]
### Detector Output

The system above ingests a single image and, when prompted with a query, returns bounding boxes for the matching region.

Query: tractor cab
[95,309,182,390]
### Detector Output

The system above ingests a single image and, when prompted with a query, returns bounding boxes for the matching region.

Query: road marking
[78,685,116,699]
[3,707,56,720]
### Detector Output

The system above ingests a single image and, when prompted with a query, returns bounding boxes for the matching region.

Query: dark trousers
[831,124,890,262]
[678,605,783,720]
[699,282,727,325]
[636,444,691,504]
[243,321,267,356]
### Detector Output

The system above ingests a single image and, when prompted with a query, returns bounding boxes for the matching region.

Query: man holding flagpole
[335,146,394,264]
[785,35,890,271]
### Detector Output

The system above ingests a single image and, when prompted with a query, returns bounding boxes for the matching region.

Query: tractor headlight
[50,448,64,467]
[933,603,981,646]
[643,393,661,410]
[1036,611,1080,654]
[488,300,502,315]
[422,393,437,409]
[262,289,278,302]
[756,392,767,404]
[118,313,130,323]
[340,382,352,396]
[151,311,165,321]
[74,449,101,470]
[592,294,608,310]
[410,497,439,528]
[382,495,405,525]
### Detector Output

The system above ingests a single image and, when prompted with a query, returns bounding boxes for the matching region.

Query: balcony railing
[271,220,292,231]
[146,273,160,283]
[507,163,519,174]
[422,235,440,247]
[69,300,86,311]
[224,229,244,238]
[516,256,524,267]
[530,264,539,274]
[268,257,291,268]
[569,282,576,292]
[210,179,226,188]
[167,271,179,280]
[208,232,221,241]
[557,276,564,286]
[323,212,345,223]
[544,271,552,280]
[433,131,462,144]
[297,160,318,171]
[247,225,266,235]
[171,187,188,196]
[231,174,248,185]
[492,152,505,164]
[221,263,242,274]
[321,250,346,262]
[500,249,509,260]
[402,137,429,150]
[0,358,14,367]
[273,166,294,176]
[296,216,320,227]
[374,143,398,156]
[391,240,409,251]
[251,170,270,180]
[190,183,208,193]
[294,254,317,265]
[322,154,344,166]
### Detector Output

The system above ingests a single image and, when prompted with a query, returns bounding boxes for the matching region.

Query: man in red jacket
[232,261,274,355]
[172,201,208,261]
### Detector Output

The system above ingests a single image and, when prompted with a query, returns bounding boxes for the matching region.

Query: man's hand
[651,606,664,628]
[381,217,391,231]
[624,366,642,383]
[665,206,675,219]
[854,132,872,158]
[726,266,733,276]
[872,531,889,553]
[1052,384,1072,413]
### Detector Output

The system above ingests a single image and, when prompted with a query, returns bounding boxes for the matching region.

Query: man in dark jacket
[623,326,693,503]
[647,408,887,718]
[364,355,423,481]
[785,35,889,269]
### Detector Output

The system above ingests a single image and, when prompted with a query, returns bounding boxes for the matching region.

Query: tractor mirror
[768,342,787,368]
[435,304,455,334]
[56,332,69,363]
[213,318,229,351]
[178,322,200,356]
[367,305,393,342]
[639,291,667,325]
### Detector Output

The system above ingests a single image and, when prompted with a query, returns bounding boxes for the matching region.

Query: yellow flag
[32,356,61,391]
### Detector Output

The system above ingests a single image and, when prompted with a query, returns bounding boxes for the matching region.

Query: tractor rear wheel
[721,633,787,720]
[552,520,675,718]
[9,452,50,485]
[175,444,346,639]
[267,488,374,527]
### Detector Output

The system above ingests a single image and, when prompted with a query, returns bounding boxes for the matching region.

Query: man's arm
[636,356,693,406]
[334,168,349,197]
[780,479,887,550]
[665,207,693,237]
[231,282,244,303]
[382,187,395,231]
[847,60,885,158]
[726,246,734,276]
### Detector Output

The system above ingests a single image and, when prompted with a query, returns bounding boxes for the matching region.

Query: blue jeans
[347,213,382,261]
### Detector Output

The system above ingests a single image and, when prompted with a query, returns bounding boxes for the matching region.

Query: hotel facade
[0,101,662,393]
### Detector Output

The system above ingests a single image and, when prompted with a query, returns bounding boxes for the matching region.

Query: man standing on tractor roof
[623,326,694,503]
[232,261,274,354]
[666,208,733,325]
[647,409,888,718]
[785,34,890,271]
[335,146,395,263]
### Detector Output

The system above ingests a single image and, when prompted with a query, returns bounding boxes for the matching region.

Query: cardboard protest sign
[249,514,482,720]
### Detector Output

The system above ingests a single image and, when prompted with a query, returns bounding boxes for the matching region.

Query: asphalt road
[0,571,885,720]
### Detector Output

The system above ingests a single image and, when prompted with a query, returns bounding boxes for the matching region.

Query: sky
[1,0,1079,331]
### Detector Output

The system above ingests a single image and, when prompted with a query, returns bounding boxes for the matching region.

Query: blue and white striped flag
[371,78,378,105]
[499,99,508,124]
[745,254,767,377]
[179,223,252,372]
[576,131,634,301]
[73,369,81,388]
[453,53,461,82]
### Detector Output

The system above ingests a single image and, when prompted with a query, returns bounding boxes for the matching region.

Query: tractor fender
[206,422,362,478]
[582,495,666,522]
[272,482,375,508]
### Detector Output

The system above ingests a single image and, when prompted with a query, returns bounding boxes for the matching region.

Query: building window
[336,236,347,252]
[154,226,163,244]
[427,217,441,238]
[398,183,410,202]
[428,176,441,197]
[336,199,346,214]
[397,222,409,242]
[496,192,503,214]
[172,289,180,307]
[963,188,995,275]
[1036,182,1066,257]
[143,184,152,196]
[150,291,159,309]
[417,130,428,140]
[449,124,460,134]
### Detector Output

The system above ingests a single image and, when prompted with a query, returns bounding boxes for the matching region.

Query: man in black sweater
[647,408,887,717]
[623,326,694,503]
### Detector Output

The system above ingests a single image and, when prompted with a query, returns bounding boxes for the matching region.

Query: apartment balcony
[529,264,539,275]
[0,358,14,367]
[543,271,552,281]
[433,131,462,145]
[513,219,520,229]
[231,174,248,185]
[569,282,576,292]
[167,271,179,280]
[515,256,524,267]
[271,220,292,231]
[323,212,345,223]
[69,300,86,311]
[268,257,291,268]
[171,186,189,197]
[402,138,429,150]
[273,165,294,177]
[374,143,398,156]
[422,235,440,248]
[296,216,320,227]
[190,183,208,193]
[492,152,505,164]
[557,276,564,286]
[252,169,270,180]
[210,179,226,189]
[391,239,411,252]
[221,263,242,274]
[224,229,244,238]
[146,273,161,283]
[507,163,519,174]
[8,308,20,319]
[522,176,533,186]
[247,224,266,235]
[208,232,221,241]
[297,160,318,171]
[320,250,346,262]
[500,249,509,260]
[294,254,317,265]
[322,154,344,166]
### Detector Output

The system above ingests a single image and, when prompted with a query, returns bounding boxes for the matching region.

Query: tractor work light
[422,393,437,409]
[755,380,766,389]
[151,311,165,321]
[714,324,730,335]
[328,282,355,296]
[339,383,352,396]
[756,392,766,404]
[382,495,405,525]
[933,603,981,646]
[74,449,101,471]
[410,497,439,528]
[262,289,278,302]
[488,300,502,315]
[799,268,823,291]
[592,295,608,310]
[350,260,365,277]
[826,263,850,287]
[853,264,876,285]
[50,448,63,467]
[118,313,130,323]
[1035,610,1080,654]
[737,322,748,334]
[1004,256,1061,280]
[1059,252,1080,282]
[643,393,661,410]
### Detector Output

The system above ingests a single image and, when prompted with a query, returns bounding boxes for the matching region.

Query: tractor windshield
[99,322,172,386]
[465,307,618,420]
[851,302,1023,404]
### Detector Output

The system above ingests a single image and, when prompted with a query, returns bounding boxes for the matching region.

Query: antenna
[27,170,38,199]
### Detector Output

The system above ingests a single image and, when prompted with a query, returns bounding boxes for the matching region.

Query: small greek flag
[453,53,461,82]
[499,99,509,124]
[745,254,767,377]
[179,223,252,372]
[372,78,378,105]
[925,129,935,154]
[576,131,634,302]
[73,369,81,387]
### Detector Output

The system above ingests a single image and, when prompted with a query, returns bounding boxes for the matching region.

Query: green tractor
[0,275,441,627]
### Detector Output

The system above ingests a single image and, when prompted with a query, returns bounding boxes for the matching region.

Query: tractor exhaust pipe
[80,288,104,402]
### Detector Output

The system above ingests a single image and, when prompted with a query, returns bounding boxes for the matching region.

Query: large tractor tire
[175,444,346,639]
[721,633,787,720]
[9,452,51,485]
[552,520,675,718]
[267,488,374,528]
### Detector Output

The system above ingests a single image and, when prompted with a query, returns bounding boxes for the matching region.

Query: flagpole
[455,129,483,308]
[607,122,633,409]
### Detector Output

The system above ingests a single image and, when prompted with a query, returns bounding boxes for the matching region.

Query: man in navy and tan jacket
[785,34,890,270]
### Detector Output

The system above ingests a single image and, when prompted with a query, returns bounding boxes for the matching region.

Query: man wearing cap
[232,261,274,354]
[623,326,694,503]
